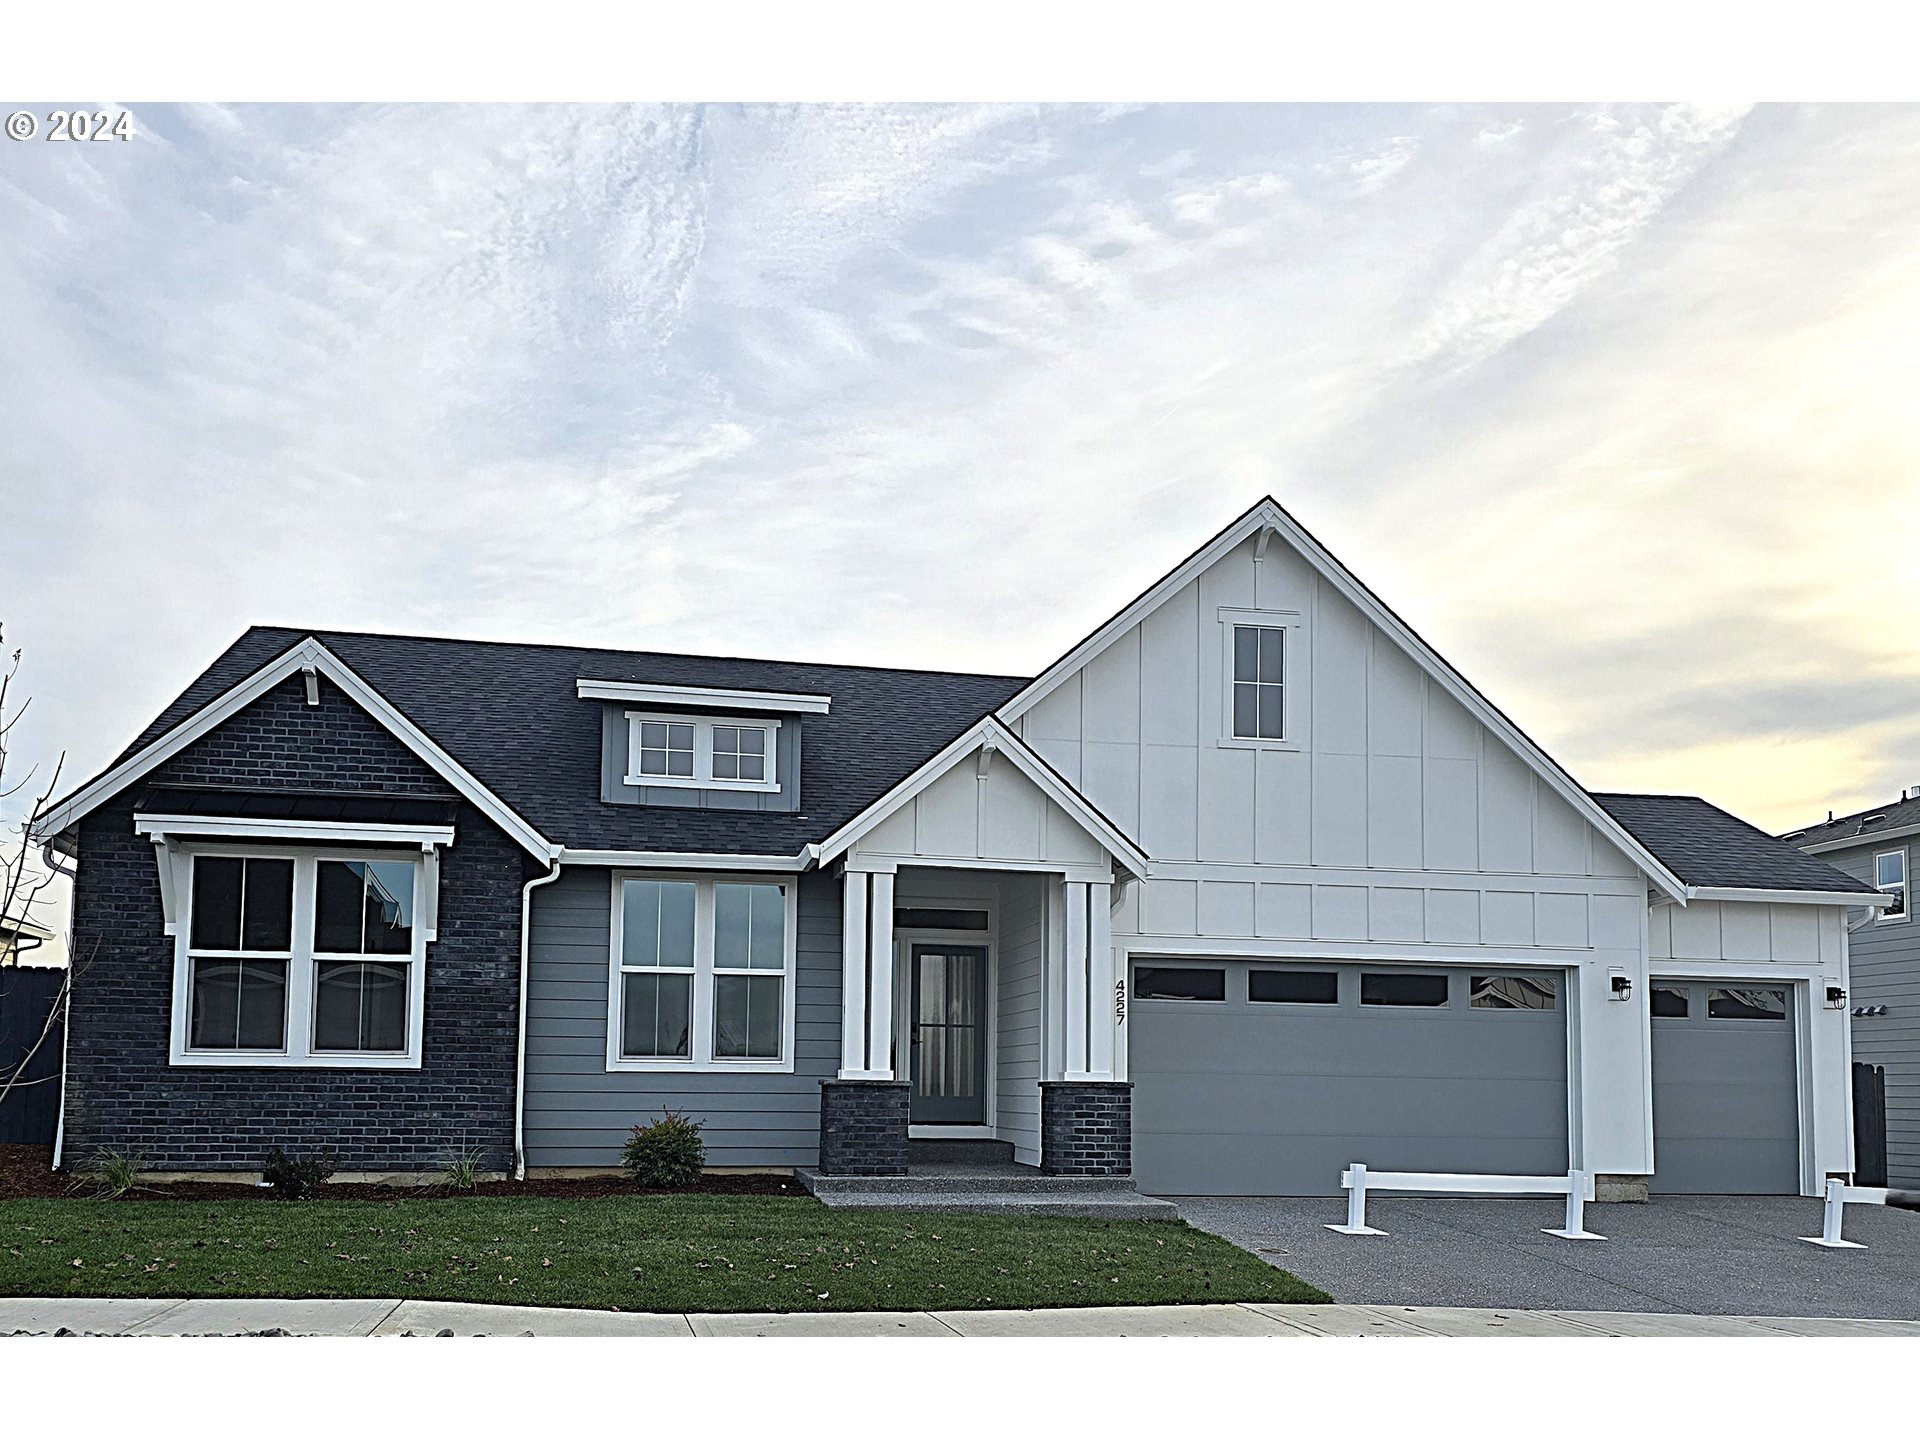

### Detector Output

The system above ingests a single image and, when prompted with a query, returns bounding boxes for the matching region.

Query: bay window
[608,874,795,1071]
[171,848,427,1068]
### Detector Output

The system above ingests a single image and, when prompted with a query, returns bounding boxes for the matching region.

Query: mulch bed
[0,1144,798,1202]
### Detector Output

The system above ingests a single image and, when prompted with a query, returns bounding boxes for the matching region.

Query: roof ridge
[241,624,1033,684]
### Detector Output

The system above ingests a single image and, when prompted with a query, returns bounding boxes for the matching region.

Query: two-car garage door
[1129,959,1569,1196]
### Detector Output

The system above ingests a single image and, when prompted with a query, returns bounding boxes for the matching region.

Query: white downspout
[40,842,77,1172]
[514,850,565,1180]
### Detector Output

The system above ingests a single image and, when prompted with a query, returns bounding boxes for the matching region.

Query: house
[31,498,1882,1198]
[1786,789,1920,1186]
[1,914,55,965]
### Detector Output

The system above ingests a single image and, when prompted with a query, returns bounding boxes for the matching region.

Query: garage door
[1650,980,1800,1194]
[1129,960,1569,1196]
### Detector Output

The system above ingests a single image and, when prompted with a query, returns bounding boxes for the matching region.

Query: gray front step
[798,1167,1140,1197]
[807,1190,1179,1220]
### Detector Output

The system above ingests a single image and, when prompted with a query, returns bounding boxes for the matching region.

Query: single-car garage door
[1129,959,1569,1196]
[1650,980,1800,1194]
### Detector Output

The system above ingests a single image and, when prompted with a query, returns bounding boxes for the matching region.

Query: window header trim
[580,678,830,714]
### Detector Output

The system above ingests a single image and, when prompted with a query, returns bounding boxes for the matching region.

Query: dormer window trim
[623,711,781,794]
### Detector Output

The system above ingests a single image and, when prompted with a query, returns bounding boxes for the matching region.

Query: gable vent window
[1876,849,1907,923]
[625,713,779,793]
[1231,625,1286,740]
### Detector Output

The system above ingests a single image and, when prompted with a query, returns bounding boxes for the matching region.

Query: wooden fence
[0,965,64,1146]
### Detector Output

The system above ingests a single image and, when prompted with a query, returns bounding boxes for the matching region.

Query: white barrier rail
[1328,1164,1604,1241]
[1800,1178,1887,1249]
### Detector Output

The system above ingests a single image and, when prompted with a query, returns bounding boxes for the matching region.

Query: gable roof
[814,714,1150,878]
[1782,791,1920,855]
[1593,793,1880,900]
[40,626,1027,861]
[1000,496,1691,903]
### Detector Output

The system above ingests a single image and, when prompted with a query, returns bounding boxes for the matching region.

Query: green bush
[440,1146,484,1191]
[621,1110,705,1189]
[262,1146,336,1199]
[81,1149,146,1199]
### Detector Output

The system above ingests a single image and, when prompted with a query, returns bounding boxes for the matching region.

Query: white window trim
[1876,847,1908,924]
[605,871,798,1074]
[623,711,781,794]
[1217,606,1304,752]
[167,844,429,1069]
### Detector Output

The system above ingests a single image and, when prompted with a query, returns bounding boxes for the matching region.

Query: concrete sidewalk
[6,1297,1920,1336]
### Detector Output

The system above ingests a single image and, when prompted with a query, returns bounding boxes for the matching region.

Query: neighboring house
[31,498,1881,1197]
[1,914,56,965]
[1786,788,1920,1186]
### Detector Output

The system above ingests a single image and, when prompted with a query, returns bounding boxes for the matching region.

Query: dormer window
[624,712,779,793]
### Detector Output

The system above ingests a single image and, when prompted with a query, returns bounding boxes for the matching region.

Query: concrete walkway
[6,1296,1920,1336]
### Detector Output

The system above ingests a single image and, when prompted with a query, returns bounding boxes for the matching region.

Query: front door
[909,945,988,1125]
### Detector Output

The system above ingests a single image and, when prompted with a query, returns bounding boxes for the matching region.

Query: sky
[3,103,1918,932]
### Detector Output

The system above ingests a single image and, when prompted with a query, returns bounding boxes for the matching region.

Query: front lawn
[0,1196,1327,1313]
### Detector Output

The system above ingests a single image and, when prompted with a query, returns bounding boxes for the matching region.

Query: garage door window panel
[1361,971,1449,1007]
[1650,984,1691,1019]
[1135,966,1226,1002]
[1248,968,1338,1005]
[1707,986,1788,1022]
[1469,973,1557,1011]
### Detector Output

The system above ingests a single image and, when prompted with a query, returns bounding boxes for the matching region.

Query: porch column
[820,866,908,1176]
[865,870,896,1078]
[839,870,871,1076]
[1043,874,1131,1177]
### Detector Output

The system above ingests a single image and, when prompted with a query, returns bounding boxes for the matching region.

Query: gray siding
[522,867,838,1169]
[996,874,1045,1165]
[1823,842,1920,1186]
[598,704,802,813]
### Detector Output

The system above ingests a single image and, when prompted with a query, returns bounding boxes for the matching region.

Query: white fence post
[1543,1168,1605,1241]
[1325,1163,1387,1236]
[1801,1178,1869,1249]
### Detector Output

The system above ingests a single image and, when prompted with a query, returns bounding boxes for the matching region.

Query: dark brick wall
[62,674,531,1174]
[817,1080,909,1176]
[1040,1081,1132,1176]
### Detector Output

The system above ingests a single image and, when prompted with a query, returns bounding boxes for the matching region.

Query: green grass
[0,1196,1327,1313]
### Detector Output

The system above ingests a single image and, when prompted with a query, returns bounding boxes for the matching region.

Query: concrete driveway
[1176,1193,1920,1320]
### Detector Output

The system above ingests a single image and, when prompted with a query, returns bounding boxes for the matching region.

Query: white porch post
[1063,879,1090,1080]
[839,870,872,1078]
[866,870,896,1079]
[1086,879,1116,1079]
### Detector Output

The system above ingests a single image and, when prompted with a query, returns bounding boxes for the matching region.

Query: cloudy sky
[4,102,1917,880]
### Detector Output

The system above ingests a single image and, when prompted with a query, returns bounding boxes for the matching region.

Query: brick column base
[1040,1080,1132,1176]
[817,1080,910,1176]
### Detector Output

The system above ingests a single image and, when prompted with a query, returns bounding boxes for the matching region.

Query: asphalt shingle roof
[1779,792,1920,850]
[117,627,1028,856]
[1592,792,1877,896]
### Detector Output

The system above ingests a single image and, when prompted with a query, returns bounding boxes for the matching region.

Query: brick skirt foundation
[817,1080,910,1176]
[1040,1080,1132,1176]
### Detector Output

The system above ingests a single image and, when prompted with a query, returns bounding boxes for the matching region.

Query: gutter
[39,842,76,1172]
[1798,821,1920,856]
[1673,886,1892,909]
[513,849,566,1180]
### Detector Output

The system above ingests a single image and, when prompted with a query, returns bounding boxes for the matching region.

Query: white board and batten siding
[1011,533,1661,1179]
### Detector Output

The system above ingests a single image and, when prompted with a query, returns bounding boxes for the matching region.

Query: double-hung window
[624,713,778,793]
[1877,849,1908,923]
[609,874,795,1071]
[173,849,426,1068]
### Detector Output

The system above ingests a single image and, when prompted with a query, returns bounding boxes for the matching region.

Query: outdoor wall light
[1608,970,1632,1002]
[1826,985,1848,1009]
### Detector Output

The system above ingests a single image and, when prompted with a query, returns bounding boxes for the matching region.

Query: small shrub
[440,1147,485,1192]
[81,1149,146,1199]
[262,1146,337,1199]
[621,1110,705,1189]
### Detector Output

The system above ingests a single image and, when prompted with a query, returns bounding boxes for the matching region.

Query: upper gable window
[625,712,779,793]
[1218,607,1303,750]
[1877,849,1907,923]
[1231,625,1286,740]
